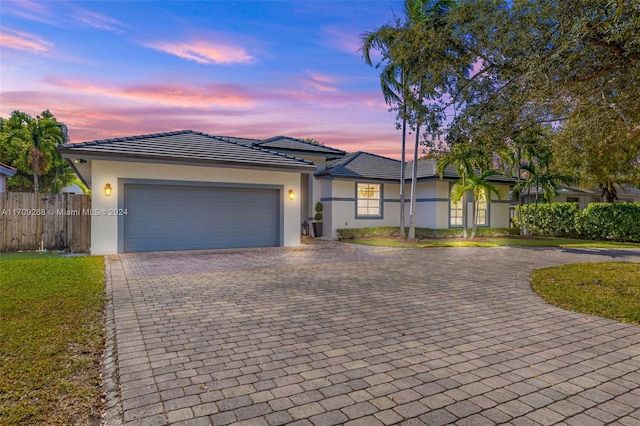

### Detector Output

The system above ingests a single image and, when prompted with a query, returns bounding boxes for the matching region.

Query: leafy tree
[0,110,73,193]
[367,0,640,195]
[361,0,459,239]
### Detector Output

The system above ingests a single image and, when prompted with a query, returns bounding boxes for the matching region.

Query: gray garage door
[123,184,280,252]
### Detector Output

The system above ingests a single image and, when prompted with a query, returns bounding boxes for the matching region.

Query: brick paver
[103,243,640,425]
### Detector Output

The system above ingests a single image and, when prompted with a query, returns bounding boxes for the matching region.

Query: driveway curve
[103,243,640,426]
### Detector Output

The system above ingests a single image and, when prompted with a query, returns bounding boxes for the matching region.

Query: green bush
[513,202,640,242]
[513,203,578,236]
[336,226,516,240]
[575,203,640,242]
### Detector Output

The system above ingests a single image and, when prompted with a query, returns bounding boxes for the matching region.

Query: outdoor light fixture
[104,183,112,196]
[288,189,295,200]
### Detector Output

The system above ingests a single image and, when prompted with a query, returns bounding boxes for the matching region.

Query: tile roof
[58,130,315,171]
[258,136,346,156]
[214,135,262,147]
[317,153,515,183]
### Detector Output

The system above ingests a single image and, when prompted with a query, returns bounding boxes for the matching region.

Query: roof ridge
[216,135,262,144]
[204,133,314,166]
[324,151,362,170]
[262,135,346,154]
[360,151,401,163]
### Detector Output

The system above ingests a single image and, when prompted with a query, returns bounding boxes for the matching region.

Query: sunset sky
[0,0,411,158]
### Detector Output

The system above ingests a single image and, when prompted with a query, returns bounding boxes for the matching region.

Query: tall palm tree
[450,171,502,238]
[2,110,68,193]
[404,0,458,239]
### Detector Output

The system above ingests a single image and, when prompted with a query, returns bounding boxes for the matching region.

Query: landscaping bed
[341,235,640,249]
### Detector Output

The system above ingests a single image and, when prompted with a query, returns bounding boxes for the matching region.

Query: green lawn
[343,236,640,249]
[0,254,105,425]
[532,263,640,325]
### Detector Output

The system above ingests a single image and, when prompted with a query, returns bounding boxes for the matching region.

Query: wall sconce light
[104,183,112,196]
[288,189,295,200]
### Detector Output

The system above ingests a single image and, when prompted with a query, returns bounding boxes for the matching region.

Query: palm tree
[436,144,477,238]
[404,0,458,239]
[2,110,68,193]
[361,22,409,237]
[450,171,502,238]
[361,0,459,239]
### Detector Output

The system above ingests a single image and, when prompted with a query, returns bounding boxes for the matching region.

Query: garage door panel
[123,184,280,252]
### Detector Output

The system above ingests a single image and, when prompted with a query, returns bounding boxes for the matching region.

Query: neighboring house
[59,130,513,255]
[0,163,16,193]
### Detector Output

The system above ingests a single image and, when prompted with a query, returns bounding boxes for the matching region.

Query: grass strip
[0,255,105,425]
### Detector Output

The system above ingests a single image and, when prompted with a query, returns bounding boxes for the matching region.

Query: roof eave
[58,149,316,173]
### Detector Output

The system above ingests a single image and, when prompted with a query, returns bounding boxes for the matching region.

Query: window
[476,191,488,226]
[567,197,579,204]
[450,199,463,226]
[451,190,488,227]
[356,183,382,218]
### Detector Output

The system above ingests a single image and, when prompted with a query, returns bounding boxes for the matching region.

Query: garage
[123,183,280,252]
[59,130,315,255]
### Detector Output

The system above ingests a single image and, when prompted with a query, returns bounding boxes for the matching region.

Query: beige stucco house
[59,131,514,255]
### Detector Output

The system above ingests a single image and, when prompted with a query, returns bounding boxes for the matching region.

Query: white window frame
[356,182,382,218]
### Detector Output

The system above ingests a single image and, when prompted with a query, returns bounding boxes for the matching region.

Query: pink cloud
[43,77,256,108]
[2,75,405,158]
[72,9,127,33]
[322,25,362,55]
[0,1,59,26]
[0,29,51,54]
[145,40,254,64]
[298,72,339,93]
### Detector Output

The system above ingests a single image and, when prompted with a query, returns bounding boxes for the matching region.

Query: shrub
[512,202,640,242]
[575,203,640,242]
[336,227,516,240]
[513,203,578,236]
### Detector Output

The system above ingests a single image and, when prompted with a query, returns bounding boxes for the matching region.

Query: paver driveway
[103,243,640,426]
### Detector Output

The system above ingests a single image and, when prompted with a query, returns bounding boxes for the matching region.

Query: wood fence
[1,192,91,252]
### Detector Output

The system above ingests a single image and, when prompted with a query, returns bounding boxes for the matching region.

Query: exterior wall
[489,184,512,228]
[318,178,514,238]
[0,176,5,193]
[91,160,304,255]
[414,180,449,229]
[321,179,403,239]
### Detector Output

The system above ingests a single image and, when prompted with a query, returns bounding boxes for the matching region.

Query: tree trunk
[408,123,420,239]
[32,151,40,193]
[470,199,478,239]
[516,148,524,236]
[461,177,468,239]
[399,115,407,238]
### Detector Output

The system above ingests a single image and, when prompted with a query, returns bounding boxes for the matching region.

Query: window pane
[356,183,381,217]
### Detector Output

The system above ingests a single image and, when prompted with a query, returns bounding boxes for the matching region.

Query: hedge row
[513,202,640,242]
[336,226,516,240]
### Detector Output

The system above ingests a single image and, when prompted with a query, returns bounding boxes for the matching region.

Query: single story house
[0,163,16,193]
[59,130,514,255]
